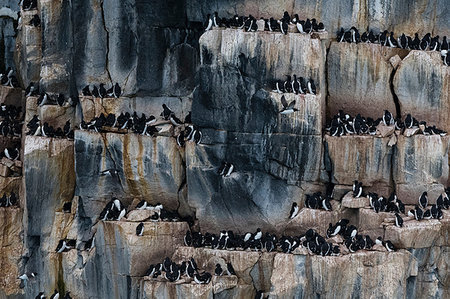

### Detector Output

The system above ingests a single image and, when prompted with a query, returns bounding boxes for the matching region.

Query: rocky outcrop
[327,42,408,119]
[75,130,186,224]
[394,51,450,132]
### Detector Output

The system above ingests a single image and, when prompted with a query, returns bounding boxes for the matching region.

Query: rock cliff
[0,0,449,299]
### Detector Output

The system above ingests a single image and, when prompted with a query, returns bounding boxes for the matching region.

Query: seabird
[289,202,299,219]
[35,292,45,299]
[394,213,403,227]
[226,262,236,275]
[50,290,59,299]
[279,95,298,114]
[214,264,223,276]
[419,192,428,209]
[136,222,144,236]
[205,14,213,31]
[384,240,395,252]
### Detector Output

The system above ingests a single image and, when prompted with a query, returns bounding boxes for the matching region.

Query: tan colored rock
[324,135,393,188]
[25,96,38,123]
[172,246,268,285]
[389,55,402,69]
[0,164,11,177]
[97,221,188,276]
[38,104,76,129]
[393,51,450,132]
[394,135,449,204]
[341,191,368,208]
[0,208,23,296]
[256,19,265,31]
[327,42,407,120]
[126,209,155,222]
[403,127,420,137]
[270,250,417,298]
[212,275,238,293]
[376,124,395,137]
[358,208,392,238]
[79,95,192,124]
[0,176,21,200]
[385,219,442,248]
[388,133,397,146]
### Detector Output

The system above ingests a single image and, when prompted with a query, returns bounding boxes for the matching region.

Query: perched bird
[136,222,144,236]
[289,202,299,219]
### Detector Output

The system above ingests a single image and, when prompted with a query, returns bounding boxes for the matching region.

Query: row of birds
[34,290,71,299]
[327,110,447,137]
[145,256,217,284]
[0,105,22,138]
[337,28,450,66]
[0,192,18,207]
[26,116,74,139]
[81,83,122,99]
[205,11,325,35]
[184,220,396,256]
[273,75,317,95]
[35,91,79,107]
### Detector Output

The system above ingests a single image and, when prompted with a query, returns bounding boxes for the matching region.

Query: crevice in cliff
[100,0,112,84]
[389,67,401,119]
[99,133,125,193]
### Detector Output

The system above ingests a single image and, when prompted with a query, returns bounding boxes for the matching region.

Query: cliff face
[0,0,449,299]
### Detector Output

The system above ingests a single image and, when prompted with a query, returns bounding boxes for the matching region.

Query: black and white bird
[384,240,395,252]
[383,110,394,126]
[279,95,298,114]
[419,192,428,209]
[226,262,236,275]
[214,264,223,276]
[394,213,403,227]
[289,202,299,219]
[352,180,363,198]
[205,14,213,31]
[136,222,144,236]
[218,162,234,177]
[18,272,37,281]
[35,292,45,299]
[50,290,59,299]
[161,104,172,120]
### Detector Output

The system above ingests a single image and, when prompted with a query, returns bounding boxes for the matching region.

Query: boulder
[38,104,77,129]
[393,135,449,204]
[341,191,369,208]
[393,51,450,132]
[327,42,407,120]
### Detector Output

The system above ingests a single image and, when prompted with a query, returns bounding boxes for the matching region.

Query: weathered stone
[79,95,192,123]
[24,136,75,236]
[341,191,369,208]
[75,131,185,224]
[270,250,418,298]
[38,104,77,129]
[358,208,392,238]
[403,127,420,137]
[0,207,23,296]
[385,220,442,249]
[389,55,402,69]
[377,124,395,137]
[126,209,156,222]
[172,246,275,289]
[15,10,42,87]
[394,51,450,132]
[327,42,407,120]
[324,135,393,188]
[393,135,449,204]
[194,29,326,132]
